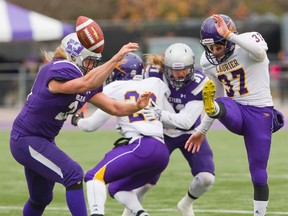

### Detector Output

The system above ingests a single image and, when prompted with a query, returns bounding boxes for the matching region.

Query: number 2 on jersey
[125,91,156,123]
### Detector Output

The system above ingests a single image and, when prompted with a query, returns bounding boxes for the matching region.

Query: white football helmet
[61,33,102,74]
[164,43,195,88]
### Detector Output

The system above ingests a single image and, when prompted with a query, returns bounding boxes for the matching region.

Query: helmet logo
[227,20,236,33]
[66,38,84,57]
[115,60,128,75]
[172,63,185,69]
[201,38,214,45]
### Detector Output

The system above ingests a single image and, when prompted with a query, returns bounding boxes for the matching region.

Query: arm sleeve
[161,100,203,130]
[77,109,111,132]
[227,32,267,62]
[194,114,215,135]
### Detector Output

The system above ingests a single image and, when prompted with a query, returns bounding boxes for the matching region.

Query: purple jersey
[167,70,207,130]
[12,59,102,139]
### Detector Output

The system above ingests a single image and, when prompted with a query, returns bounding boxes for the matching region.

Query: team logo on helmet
[66,38,84,57]
[115,60,128,75]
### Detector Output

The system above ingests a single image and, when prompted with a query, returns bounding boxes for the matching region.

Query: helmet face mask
[200,14,237,65]
[61,33,102,74]
[164,43,195,88]
[106,52,144,84]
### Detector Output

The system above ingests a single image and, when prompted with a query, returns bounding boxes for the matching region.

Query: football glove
[141,100,162,121]
[71,112,84,126]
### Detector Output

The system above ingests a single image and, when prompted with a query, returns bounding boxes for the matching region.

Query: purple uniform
[165,70,214,176]
[147,70,215,186]
[10,59,101,212]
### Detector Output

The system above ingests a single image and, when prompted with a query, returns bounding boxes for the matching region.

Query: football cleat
[202,80,216,116]
[177,197,195,216]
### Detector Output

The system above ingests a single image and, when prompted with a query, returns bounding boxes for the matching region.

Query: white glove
[141,100,162,121]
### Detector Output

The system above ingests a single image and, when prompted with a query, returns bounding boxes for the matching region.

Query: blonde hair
[143,54,165,72]
[41,46,67,64]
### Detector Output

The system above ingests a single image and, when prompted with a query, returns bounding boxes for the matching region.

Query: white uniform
[78,77,171,138]
[200,32,273,107]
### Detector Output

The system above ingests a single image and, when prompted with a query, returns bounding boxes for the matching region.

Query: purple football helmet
[107,52,144,84]
[200,14,237,65]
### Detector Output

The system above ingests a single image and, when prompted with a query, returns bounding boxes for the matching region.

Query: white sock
[134,183,153,202]
[254,200,268,216]
[114,191,145,216]
[210,102,220,117]
[86,180,107,215]
[121,184,153,216]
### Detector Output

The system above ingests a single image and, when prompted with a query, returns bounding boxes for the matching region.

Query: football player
[72,52,172,216]
[10,33,150,216]
[185,14,284,216]
[122,43,215,216]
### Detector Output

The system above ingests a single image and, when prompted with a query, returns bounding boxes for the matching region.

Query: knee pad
[63,163,84,187]
[189,172,215,198]
[196,172,215,188]
[28,197,51,211]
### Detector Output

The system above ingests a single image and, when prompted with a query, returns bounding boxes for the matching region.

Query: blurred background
[1,0,288,124]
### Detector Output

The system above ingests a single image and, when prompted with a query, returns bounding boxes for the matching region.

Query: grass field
[0,129,287,216]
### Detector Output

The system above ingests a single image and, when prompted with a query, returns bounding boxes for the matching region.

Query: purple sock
[23,200,44,216]
[66,189,88,216]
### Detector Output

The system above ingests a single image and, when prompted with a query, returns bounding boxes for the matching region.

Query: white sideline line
[1,206,288,215]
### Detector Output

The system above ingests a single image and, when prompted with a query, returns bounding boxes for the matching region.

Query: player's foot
[202,80,216,116]
[177,197,195,216]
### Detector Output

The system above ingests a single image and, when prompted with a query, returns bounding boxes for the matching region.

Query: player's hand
[212,14,229,37]
[136,92,152,110]
[184,131,205,153]
[113,42,139,62]
[71,112,84,126]
[140,100,162,121]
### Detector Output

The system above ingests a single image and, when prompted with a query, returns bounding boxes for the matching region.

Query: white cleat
[177,197,195,216]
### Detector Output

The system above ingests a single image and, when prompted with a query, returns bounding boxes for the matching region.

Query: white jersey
[78,77,170,139]
[200,32,273,107]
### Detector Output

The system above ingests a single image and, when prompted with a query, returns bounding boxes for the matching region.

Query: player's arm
[184,114,215,153]
[212,14,266,62]
[76,109,111,132]
[48,42,139,94]
[89,92,151,117]
[227,33,267,62]
[161,100,204,130]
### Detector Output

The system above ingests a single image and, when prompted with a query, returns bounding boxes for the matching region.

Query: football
[76,16,104,53]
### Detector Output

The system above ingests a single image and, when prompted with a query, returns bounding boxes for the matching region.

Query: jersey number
[217,67,248,97]
[55,101,79,120]
[125,91,156,123]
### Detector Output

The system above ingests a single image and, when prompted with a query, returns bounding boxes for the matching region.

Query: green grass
[1,129,287,216]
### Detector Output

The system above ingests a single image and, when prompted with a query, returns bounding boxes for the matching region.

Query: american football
[76,16,104,53]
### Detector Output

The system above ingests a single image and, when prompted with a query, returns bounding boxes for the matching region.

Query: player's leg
[177,135,215,216]
[10,135,87,216]
[22,167,55,216]
[243,106,273,216]
[121,182,156,216]
[85,136,168,216]
[114,191,149,216]
[202,81,244,135]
